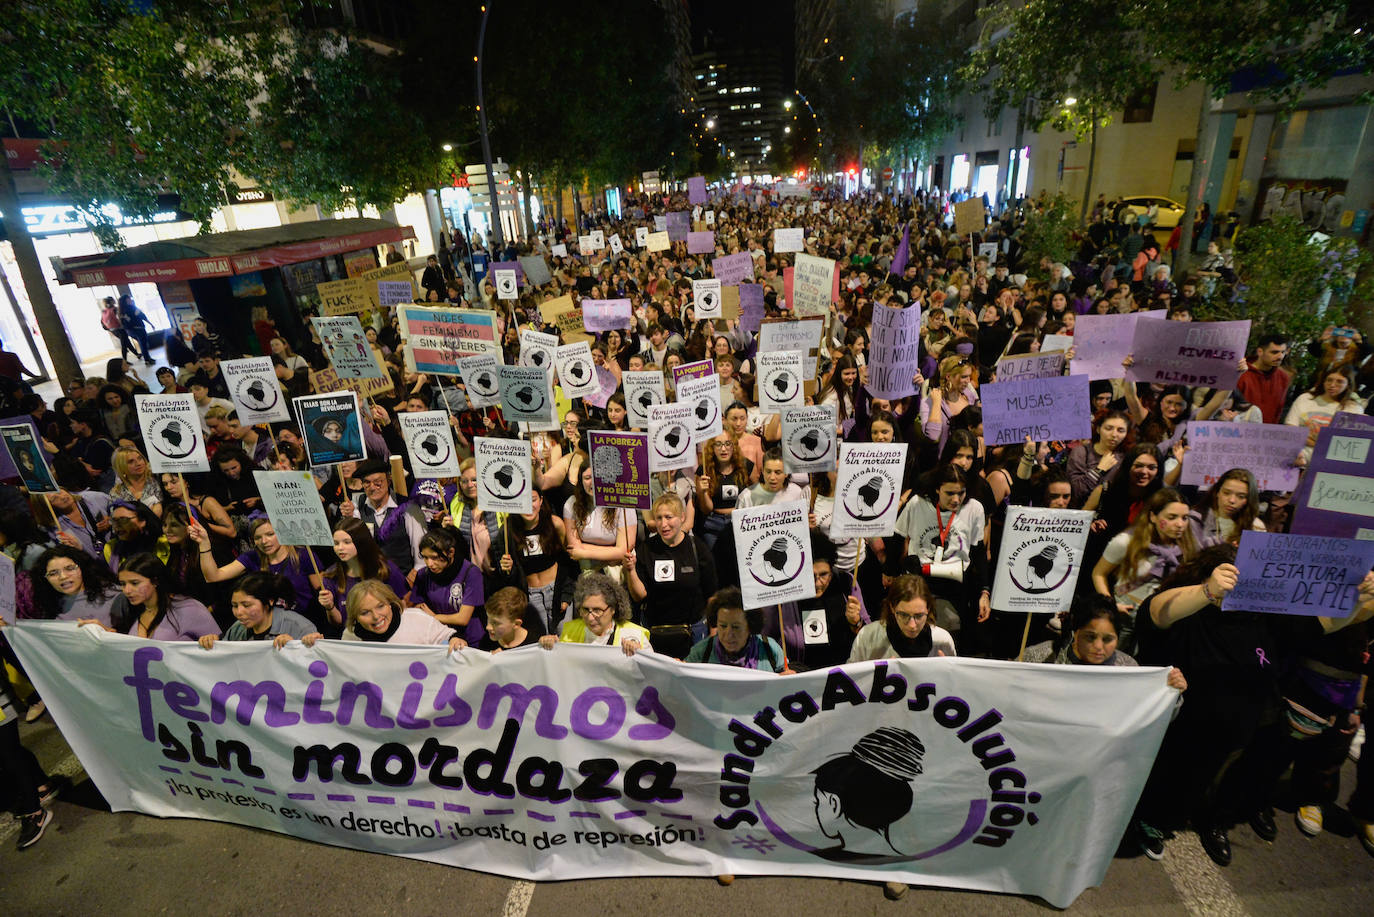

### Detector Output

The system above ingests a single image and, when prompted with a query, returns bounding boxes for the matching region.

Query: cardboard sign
[1181,422,1307,491]
[865,303,922,400]
[623,371,666,429]
[756,350,805,414]
[494,269,519,300]
[582,299,633,332]
[253,470,334,547]
[313,316,385,381]
[693,279,723,320]
[1069,312,1164,380]
[991,507,1095,613]
[953,199,986,235]
[308,365,393,401]
[671,359,714,386]
[677,373,723,443]
[135,394,210,474]
[457,353,503,408]
[831,443,909,538]
[635,227,650,247]
[773,227,805,253]
[980,375,1093,446]
[294,391,367,467]
[995,352,1065,384]
[759,318,826,383]
[781,404,838,474]
[790,253,834,318]
[646,231,670,253]
[587,431,651,511]
[1127,319,1251,389]
[712,252,755,286]
[687,231,715,255]
[554,342,598,400]
[221,357,291,424]
[551,243,568,257]
[0,423,56,492]
[498,365,554,424]
[400,305,501,375]
[538,294,592,345]
[398,411,461,479]
[647,403,697,473]
[1225,532,1374,617]
[731,501,817,609]
[608,234,624,256]
[665,211,690,242]
[1292,425,1374,539]
[738,283,766,336]
[519,255,553,287]
[589,230,605,250]
[687,176,708,205]
[474,437,532,515]
[517,329,557,371]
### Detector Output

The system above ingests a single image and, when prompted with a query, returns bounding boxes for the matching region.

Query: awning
[59,218,416,287]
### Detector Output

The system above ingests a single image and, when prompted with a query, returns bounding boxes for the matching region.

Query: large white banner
[991,507,1096,613]
[398,411,462,479]
[135,393,210,474]
[6,622,1176,908]
[221,357,291,424]
[831,443,908,538]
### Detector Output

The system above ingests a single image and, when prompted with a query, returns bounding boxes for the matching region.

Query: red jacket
[1236,362,1292,424]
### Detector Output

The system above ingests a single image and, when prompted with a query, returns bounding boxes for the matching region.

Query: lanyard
[934,504,955,548]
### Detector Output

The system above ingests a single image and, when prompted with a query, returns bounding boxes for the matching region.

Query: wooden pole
[40,492,56,528]
[776,603,791,673]
[177,473,194,520]
[1015,612,1033,662]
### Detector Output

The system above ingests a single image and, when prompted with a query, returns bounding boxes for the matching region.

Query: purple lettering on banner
[671,360,714,386]
[864,303,922,400]
[665,211,690,243]
[737,284,765,336]
[587,431,651,510]
[584,367,619,409]
[1181,422,1307,491]
[582,299,633,332]
[1127,319,1251,389]
[981,375,1092,446]
[687,176,708,205]
[712,252,755,286]
[1291,425,1374,538]
[687,231,715,255]
[1224,532,1374,617]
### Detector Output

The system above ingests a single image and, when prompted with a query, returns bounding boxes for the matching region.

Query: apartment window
[1123,82,1158,123]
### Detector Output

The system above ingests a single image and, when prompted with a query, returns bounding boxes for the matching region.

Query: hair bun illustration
[850,727,925,782]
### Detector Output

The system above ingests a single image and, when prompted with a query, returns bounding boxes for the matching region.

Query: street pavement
[2,714,1372,916]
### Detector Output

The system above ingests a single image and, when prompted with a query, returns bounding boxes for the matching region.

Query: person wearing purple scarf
[685,587,784,672]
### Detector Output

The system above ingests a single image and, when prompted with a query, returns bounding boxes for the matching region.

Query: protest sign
[7,621,1175,910]
[977,242,1000,263]
[457,354,502,408]
[687,175,708,204]
[980,375,1092,446]
[584,366,619,410]
[577,234,596,255]
[499,366,554,424]
[1291,425,1374,539]
[719,285,740,323]
[309,365,393,401]
[995,352,1064,384]
[253,470,333,547]
[953,199,986,235]
[671,360,714,386]
[647,231,670,252]
[773,227,804,253]
[221,357,291,424]
[551,243,568,257]
[377,280,413,306]
[704,209,715,225]
[518,329,558,371]
[732,501,816,608]
[312,316,385,380]
[653,215,667,232]
[738,283,765,336]
[519,255,553,287]
[294,392,366,467]
[317,277,371,315]
[635,226,650,247]
[688,231,715,255]
[398,411,461,479]
[781,404,838,474]
[831,443,909,538]
[1332,411,1374,432]
[865,303,922,400]
[589,230,605,251]
[399,306,501,374]
[647,403,697,473]
[582,299,633,332]
[489,260,525,285]
[538,295,591,345]
[494,269,519,300]
[555,342,598,400]
[608,234,624,255]
[991,508,1095,613]
[474,436,532,515]
[756,350,805,413]
[1181,422,1307,491]
[623,371,666,429]
[693,279,723,320]
[135,394,210,474]
[1128,319,1251,389]
[588,431,651,511]
[759,318,826,383]
[1224,532,1374,617]
[666,211,690,242]
[791,253,834,318]
[711,252,755,286]
[1067,312,1162,380]
[677,373,723,442]
[0,423,56,492]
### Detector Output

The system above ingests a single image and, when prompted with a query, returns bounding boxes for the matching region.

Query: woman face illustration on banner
[811,727,927,859]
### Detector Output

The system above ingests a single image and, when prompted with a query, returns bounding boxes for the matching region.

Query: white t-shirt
[1101,531,1159,607]
[893,496,984,566]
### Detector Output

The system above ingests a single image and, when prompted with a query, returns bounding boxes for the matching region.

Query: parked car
[1121,195,1186,231]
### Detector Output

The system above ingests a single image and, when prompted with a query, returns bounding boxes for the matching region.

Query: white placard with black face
[635,227,650,247]
[609,234,623,255]
[693,279,723,320]
[756,350,805,414]
[676,373,723,443]
[518,328,557,370]
[498,366,554,424]
[623,371,666,429]
[555,342,598,399]
[830,443,909,538]
[135,393,210,474]
[494,269,518,300]
[646,403,696,473]
[221,356,291,424]
[780,404,838,474]
[398,411,462,479]
[457,353,502,408]
[474,436,532,515]
[589,230,605,250]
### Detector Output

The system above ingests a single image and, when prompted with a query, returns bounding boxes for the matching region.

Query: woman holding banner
[305,580,463,652]
[90,553,218,641]
[318,518,410,634]
[408,528,486,646]
[848,574,955,661]
[538,571,649,656]
[197,573,315,649]
[30,545,120,627]
[685,587,783,672]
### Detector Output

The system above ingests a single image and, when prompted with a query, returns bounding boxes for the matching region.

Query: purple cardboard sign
[712,252,755,286]
[581,298,633,332]
[1181,421,1308,491]
[687,176,708,205]
[864,303,922,400]
[665,211,690,243]
[488,260,525,285]
[671,359,714,386]
[687,231,715,255]
[1291,425,1374,538]
[1331,411,1374,432]
[981,374,1093,446]
[996,352,1064,383]
[583,366,619,409]
[1127,319,1251,389]
[1224,532,1374,617]
[1070,311,1164,380]
[738,284,765,336]
[587,430,651,510]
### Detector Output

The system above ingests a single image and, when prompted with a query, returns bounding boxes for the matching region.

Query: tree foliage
[1017,194,1080,271]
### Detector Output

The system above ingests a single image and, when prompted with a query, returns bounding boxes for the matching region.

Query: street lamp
[784,99,792,110]
[442,143,453,152]
[706,119,715,129]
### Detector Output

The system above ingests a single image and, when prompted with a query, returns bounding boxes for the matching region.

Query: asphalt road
[2,715,1372,916]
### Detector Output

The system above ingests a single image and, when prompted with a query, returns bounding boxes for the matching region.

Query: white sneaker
[1296,805,1323,837]
[23,700,45,723]
[1350,723,1364,762]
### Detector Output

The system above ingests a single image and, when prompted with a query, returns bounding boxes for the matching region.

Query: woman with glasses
[31,545,120,627]
[538,571,650,657]
[848,574,955,661]
[446,458,501,571]
[695,433,752,549]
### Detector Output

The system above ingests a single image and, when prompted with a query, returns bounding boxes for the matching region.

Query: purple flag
[890,223,911,277]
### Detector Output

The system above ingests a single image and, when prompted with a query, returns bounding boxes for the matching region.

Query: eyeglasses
[579,603,612,618]
[45,565,80,579]
[892,611,928,625]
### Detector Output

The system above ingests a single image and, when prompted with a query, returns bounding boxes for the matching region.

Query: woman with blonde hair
[298,580,464,651]
[920,353,979,455]
[110,446,161,516]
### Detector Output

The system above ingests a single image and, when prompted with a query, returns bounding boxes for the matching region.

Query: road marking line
[1160,831,1250,917]
[501,880,535,917]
